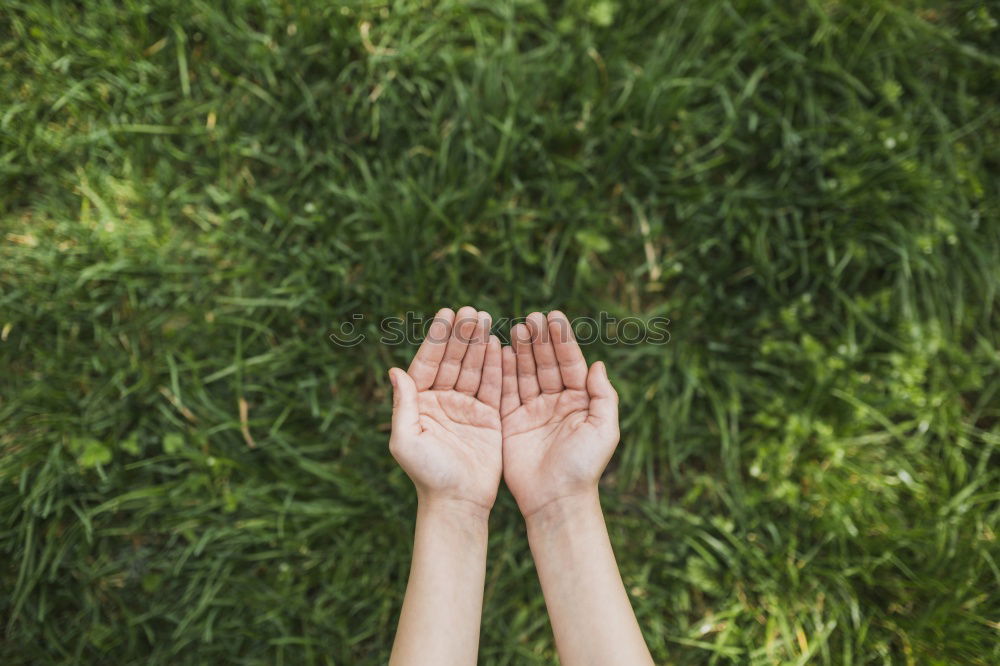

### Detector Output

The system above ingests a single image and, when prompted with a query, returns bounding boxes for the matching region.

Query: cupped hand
[388,306,503,514]
[500,311,620,517]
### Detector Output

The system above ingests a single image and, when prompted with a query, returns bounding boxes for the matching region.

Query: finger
[585,361,619,436]
[548,310,588,390]
[432,305,478,389]
[389,368,420,437]
[512,323,540,401]
[500,345,520,416]
[477,335,502,410]
[455,311,492,394]
[527,311,562,393]
[407,308,455,390]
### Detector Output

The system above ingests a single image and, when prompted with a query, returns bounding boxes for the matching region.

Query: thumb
[389,368,420,435]
[585,361,619,436]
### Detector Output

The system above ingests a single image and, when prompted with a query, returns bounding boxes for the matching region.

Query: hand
[500,311,620,517]
[388,306,503,515]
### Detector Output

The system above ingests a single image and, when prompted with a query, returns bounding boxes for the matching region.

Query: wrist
[523,489,602,527]
[417,494,492,526]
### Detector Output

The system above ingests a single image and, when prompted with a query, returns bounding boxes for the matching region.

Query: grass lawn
[2,0,999,663]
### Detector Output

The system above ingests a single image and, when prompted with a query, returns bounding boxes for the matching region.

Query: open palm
[389,306,503,512]
[500,311,619,517]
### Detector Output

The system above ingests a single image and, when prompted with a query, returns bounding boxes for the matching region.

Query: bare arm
[501,311,653,666]
[390,499,489,664]
[526,493,651,666]
[387,307,502,666]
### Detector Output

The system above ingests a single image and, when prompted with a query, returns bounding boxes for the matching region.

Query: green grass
[2,0,999,663]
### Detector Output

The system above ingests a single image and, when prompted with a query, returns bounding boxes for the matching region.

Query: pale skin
[387,307,653,666]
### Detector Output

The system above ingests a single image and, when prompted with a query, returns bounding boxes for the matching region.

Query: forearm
[525,492,653,666]
[389,498,490,666]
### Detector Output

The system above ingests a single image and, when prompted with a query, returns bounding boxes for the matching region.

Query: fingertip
[393,367,416,388]
[433,307,456,328]
[588,360,617,396]
[453,306,477,338]
[427,309,454,343]
[478,311,493,341]
[601,362,615,387]
[512,322,531,344]
[455,305,477,326]
[526,311,545,335]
